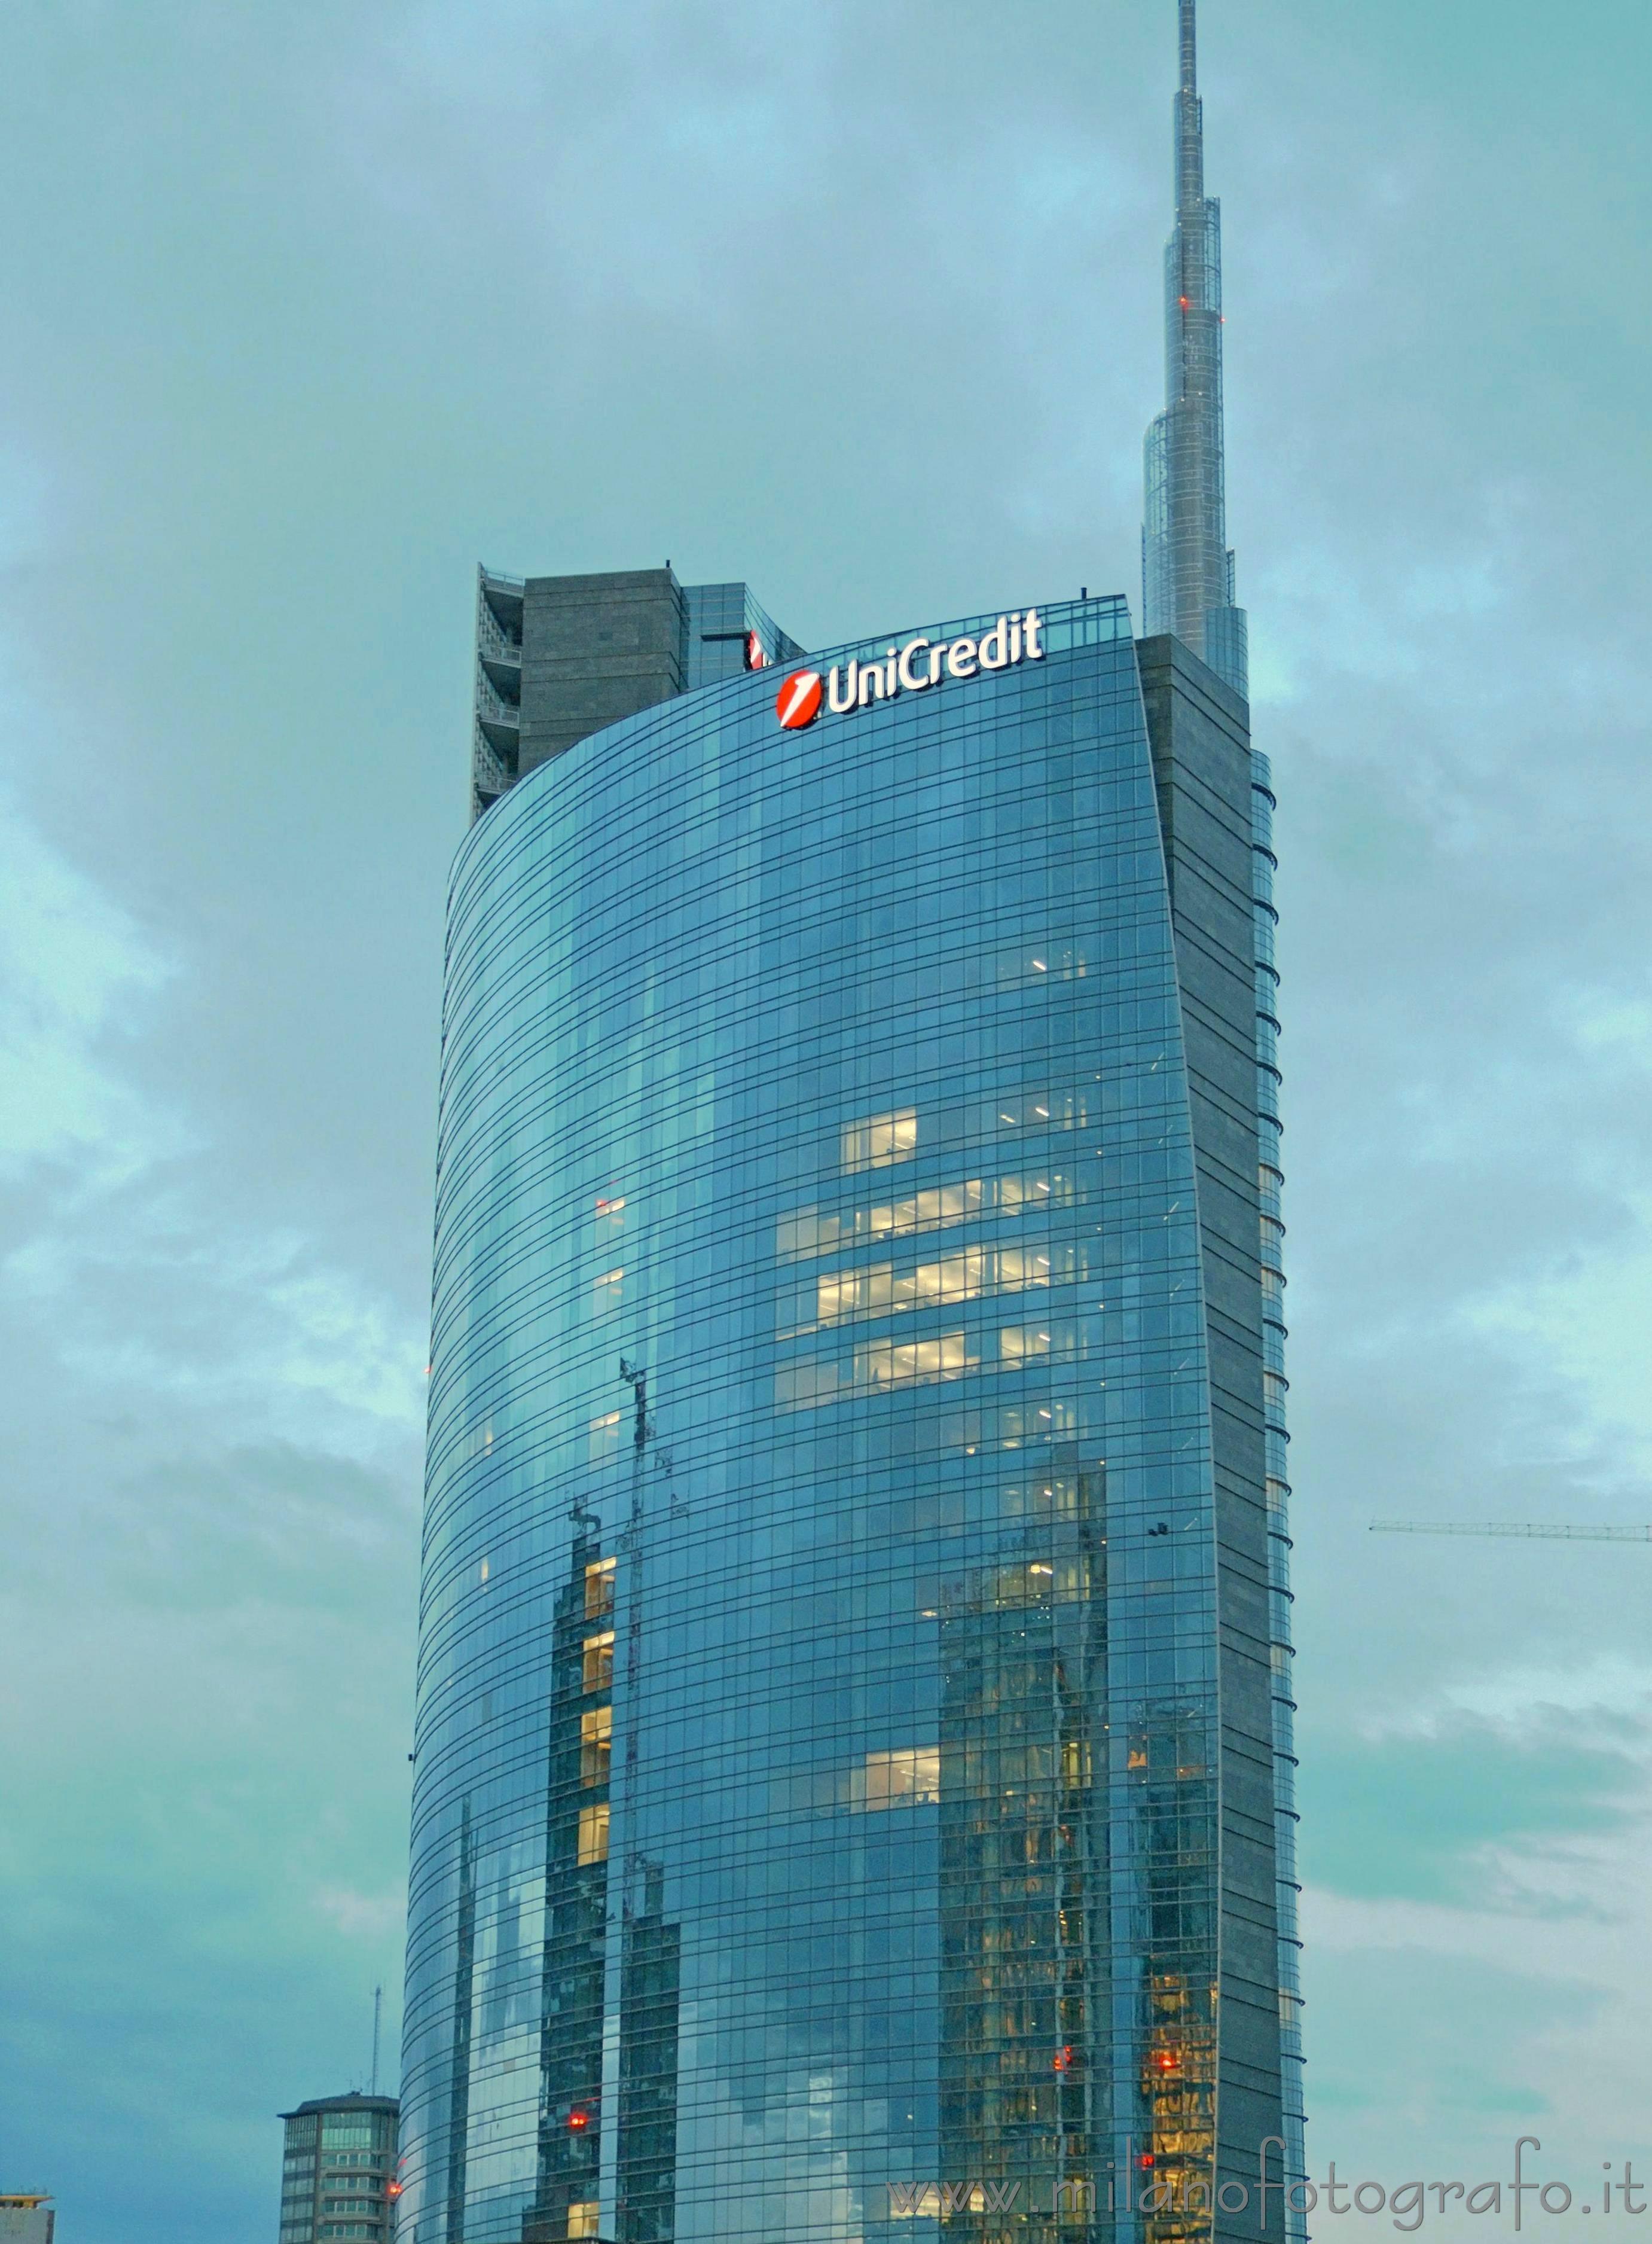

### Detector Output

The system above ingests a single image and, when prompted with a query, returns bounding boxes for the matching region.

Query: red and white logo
[775,670,823,728]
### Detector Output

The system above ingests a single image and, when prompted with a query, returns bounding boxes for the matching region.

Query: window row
[777,1169,1077,1261]
[784,1243,1085,1337]
[776,1319,1112,1409]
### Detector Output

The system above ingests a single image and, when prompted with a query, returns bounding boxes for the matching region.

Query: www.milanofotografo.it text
[885,2139,1648,2230]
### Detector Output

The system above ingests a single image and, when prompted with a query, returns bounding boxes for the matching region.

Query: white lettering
[800,603,1047,727]
[978,616,1010,670]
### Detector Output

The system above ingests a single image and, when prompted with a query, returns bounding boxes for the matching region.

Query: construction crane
[1370,1521,1652,1544]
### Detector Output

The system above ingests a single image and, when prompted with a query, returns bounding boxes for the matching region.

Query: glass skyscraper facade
[398,592,1297,2244]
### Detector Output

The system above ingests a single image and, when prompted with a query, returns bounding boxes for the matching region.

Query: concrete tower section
[469,566,804,824]
[399,592,1300,2244]
[0,2199,55,2244]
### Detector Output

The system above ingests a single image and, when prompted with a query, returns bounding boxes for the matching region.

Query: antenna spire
[1176,0,1204,216]
[1142,0,1248,697]
[371,1984,382,2095]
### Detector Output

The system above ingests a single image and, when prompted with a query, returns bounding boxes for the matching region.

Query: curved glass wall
[399,597,1244,2244]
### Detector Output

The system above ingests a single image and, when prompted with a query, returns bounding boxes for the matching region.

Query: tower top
[1176,0,1204,215]
[1142,0,1249,697]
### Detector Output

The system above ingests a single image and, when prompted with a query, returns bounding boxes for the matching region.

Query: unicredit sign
[774,609,1043,730]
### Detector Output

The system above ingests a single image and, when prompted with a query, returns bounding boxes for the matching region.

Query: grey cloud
[1,1,1651,2236]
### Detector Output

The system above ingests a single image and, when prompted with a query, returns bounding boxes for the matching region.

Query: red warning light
[567,2108,591,2132]
[1178,295,1190,309]
[386,2182,405,2200]
[1053,2045,1074,2072]
[1139,2154,1156,2170]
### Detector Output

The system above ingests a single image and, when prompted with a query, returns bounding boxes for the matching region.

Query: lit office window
[841,1108,918,1172]
[578,1801,610,1866]
[581,1705,612,1786]
[584,1556,616,1618]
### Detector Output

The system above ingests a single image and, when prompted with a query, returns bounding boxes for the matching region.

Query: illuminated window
[885,1179,985,1233]
[778,1171,1074,1260]
[859,1332,974,1388]
[815,1245,1064,1328]
[582,1631,615,1693]
[841,1107,918,1172]
[584,1556,615,1618]
[593,1266,624,1312]
[995,1246,1053,1289]
[860,1747,940,1809]
[997,942,1090,986]
[994,1090,1082,1132]
[568,2203,601,2239]
[588,1410,622,1464]
[578,1801,610,1865]
[581,1705,612,1786]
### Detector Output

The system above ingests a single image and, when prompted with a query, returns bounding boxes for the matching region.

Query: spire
[1177,0,1203,215]
[1143,0,1248,697]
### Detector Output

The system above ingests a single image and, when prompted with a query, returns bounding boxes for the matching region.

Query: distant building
[0,2197,54,2244]
[277,2094,399,2244]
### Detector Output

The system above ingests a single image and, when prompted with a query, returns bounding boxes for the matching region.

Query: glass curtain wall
[401,600,1227,2244]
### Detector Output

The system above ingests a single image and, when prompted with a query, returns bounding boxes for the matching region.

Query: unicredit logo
[774,611,1043,728]
[775,670,823,728]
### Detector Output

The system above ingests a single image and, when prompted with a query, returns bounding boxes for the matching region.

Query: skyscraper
[277,2093,401,2244]
[1142,0,1249,698]
[398,12,1302,2243]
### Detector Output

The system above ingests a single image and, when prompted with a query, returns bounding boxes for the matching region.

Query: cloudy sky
[2,2,1650,2237]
